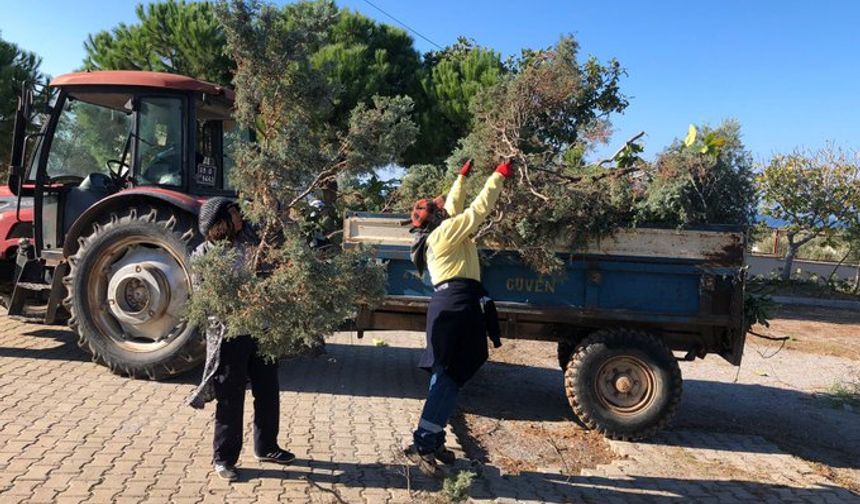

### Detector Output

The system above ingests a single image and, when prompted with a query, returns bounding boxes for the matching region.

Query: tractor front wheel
[65,205,204,379]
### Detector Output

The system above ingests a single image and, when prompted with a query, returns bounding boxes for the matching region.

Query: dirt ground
[455,304,860,493]
[752,304,860,361]
[455,340,616,477]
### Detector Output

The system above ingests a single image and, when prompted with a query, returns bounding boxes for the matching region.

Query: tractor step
[7,262,69,325]
[14,282,52,292]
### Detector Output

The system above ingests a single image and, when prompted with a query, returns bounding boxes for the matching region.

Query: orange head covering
[409,196,446,229]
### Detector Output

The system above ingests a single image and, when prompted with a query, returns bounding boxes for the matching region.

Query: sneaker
[434,445,456,465]
[255,448,296,465]
[404,444,444,479]
[214,463,239,481]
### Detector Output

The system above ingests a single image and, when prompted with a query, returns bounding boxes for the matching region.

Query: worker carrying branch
[404,159,512,478]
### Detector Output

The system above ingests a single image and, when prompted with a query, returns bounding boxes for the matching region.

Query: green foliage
[186,238,386,359]
[83,0,436,179]
[441,470,476,504]
[339,174,399,213]
[759,148,860,239]
[83,0,233,85]
[392,163,454,211]
[0,32,46,172]
[183,0,419,359]
[407,38,505,165]
[635,120,757,227]
[430,35,630,272]
[742,290,773,331]
[748,273,860,301]
[310,6,422,130]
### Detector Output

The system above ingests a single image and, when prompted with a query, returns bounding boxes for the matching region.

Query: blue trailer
[345,213,747,440]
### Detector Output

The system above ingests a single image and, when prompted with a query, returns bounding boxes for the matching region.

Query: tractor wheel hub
[107,263,170,324]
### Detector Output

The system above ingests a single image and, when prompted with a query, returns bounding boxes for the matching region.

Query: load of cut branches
[396,37,756,273]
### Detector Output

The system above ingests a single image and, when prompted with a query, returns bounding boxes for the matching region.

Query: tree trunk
[321,179,339,232]
[854,262,860,293]
[781,243,799,281]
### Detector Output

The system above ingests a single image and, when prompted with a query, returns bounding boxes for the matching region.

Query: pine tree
[0,32,45,172]
[406,38,505,165]
[83,0,233,85]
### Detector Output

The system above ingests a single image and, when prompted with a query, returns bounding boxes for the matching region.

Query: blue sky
[2,0,858,162]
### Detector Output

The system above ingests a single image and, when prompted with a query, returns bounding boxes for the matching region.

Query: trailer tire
[65,205,204,380]
[564,328,681,440]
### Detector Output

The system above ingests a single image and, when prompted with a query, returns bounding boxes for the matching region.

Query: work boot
[255,448,296,465]
[214,463,239,481]
[404,444,444,479]
[434,445,456,465]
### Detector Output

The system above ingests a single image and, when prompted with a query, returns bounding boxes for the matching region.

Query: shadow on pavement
[0,328,90,362]
[218,457,859,503]
[280,343,860,472]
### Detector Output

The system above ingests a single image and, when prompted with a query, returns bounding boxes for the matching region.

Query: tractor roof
[50,70,234,101]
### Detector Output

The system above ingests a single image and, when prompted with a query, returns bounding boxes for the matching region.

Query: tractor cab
[6,71,241,379]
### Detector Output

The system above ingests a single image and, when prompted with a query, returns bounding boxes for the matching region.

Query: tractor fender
[62,187,205,257]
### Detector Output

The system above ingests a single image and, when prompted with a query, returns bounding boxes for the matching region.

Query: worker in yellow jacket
[404,158,512,478]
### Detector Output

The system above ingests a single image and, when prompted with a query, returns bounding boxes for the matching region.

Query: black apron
[418,278,488,386]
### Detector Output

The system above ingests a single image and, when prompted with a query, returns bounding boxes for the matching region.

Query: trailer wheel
[564,328,681,440]
[65,205,204,380]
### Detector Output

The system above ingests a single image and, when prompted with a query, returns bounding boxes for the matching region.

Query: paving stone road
[0,315,858,503]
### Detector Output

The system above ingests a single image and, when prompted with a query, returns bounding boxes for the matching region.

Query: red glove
[495,160,513,179]
[459,159,472,177]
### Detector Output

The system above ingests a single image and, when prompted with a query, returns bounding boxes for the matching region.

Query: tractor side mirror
[7,132,44,196]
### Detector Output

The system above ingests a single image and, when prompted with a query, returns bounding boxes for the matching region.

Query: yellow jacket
[426,172,506,285]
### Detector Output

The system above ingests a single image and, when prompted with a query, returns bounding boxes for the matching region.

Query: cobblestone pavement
[1,315,858,503]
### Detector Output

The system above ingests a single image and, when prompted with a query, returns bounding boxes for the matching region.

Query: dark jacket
[419,279,497,386]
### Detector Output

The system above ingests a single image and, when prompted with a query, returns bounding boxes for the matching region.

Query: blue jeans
[413,367,460,453]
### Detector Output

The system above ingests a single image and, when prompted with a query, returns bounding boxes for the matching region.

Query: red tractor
[4,70,241,379]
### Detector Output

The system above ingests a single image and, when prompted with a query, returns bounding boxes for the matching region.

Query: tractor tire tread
[65,204,204,380]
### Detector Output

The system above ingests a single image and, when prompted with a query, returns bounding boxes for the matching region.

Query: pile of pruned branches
[397,38,756,272]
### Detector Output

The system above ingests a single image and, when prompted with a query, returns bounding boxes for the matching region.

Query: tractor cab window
[195,120,245,192]
[45,95,133,180]
[136,97,184,187]
[195,96,245,193]
[194,120,222,189]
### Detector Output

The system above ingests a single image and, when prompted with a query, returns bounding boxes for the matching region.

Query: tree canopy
[83,0,233,85]
[758,147,860,280]
[0,32,45,172]
[405,38,505,165]
[635,120,757,228]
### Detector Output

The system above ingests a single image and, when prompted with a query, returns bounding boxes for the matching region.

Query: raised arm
[443,159,472,216]
[432,161,512,249]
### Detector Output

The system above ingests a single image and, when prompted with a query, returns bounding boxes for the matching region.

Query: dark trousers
[213,335,280,466]
[413,366,461,453]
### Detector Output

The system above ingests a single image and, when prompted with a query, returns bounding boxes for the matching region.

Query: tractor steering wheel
[105,159,130,185]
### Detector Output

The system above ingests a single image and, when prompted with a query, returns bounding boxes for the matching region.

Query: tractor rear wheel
[564,328,682,440]
[65,205,204,379]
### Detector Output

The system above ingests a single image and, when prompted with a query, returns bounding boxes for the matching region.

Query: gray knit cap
[198,197,235,236]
